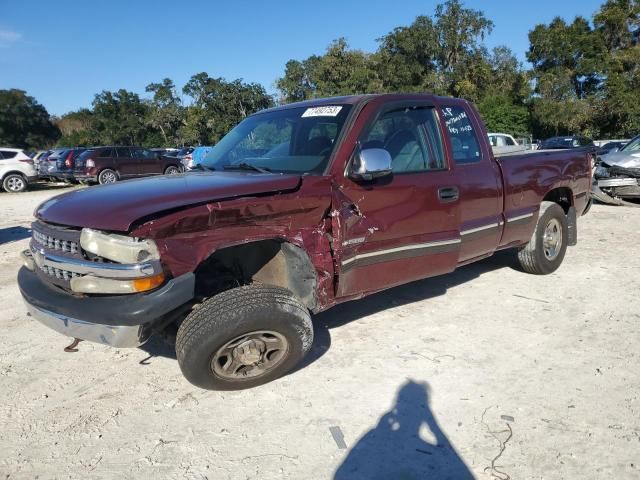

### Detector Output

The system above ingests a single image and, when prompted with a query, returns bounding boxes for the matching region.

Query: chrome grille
[33,229,79,254]
[37,263,82,281]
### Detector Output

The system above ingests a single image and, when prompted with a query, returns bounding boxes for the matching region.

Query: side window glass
[360,106,445,173]
[99,148,112,157]
[0,150,17,159]
[505,136,515,146]
[115,147,131,158]
[441,105,482,164]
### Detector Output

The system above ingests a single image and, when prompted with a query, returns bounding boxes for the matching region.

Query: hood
[36,172,302,232]
[600,150,640,169]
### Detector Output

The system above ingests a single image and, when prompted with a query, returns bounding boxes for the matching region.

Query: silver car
[594,135,640,201]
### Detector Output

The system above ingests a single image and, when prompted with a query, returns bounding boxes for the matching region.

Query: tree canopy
[0,89,60,148]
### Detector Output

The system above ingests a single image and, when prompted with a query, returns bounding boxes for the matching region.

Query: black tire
[3,174,27,193]
[98,169,118,185]
[164,165,180,175]
[176,284,313,390]
[517,201,568,274]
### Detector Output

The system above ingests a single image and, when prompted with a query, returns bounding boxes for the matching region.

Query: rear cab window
[441,105,482,164]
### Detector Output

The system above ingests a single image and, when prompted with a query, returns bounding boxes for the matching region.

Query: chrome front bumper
[24,300,148,347]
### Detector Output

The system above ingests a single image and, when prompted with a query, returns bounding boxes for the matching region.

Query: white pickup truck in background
[488,133,530,156]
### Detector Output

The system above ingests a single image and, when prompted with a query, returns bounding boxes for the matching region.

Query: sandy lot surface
[0,184,638,479]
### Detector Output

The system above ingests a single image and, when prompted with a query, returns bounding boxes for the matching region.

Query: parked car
[73,146,183,184]
[38,148,66,181]
[183,146,213,170]
[539,136,595,151]
[150,148,180,157]
[593,134,640,202]
[171,147,195,170]
[596,141,627,156]
[31,150,50,173]
[18,93,592,390]
[42,148,86,183]
[0,148,37,192]
[488,133,527,155]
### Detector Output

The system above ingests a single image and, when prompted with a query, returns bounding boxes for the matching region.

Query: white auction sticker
[302,106,343,117]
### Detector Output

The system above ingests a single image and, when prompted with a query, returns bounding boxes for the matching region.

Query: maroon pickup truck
[18,94,591,390]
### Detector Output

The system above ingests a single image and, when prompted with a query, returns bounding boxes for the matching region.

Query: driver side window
[361,106,446,173]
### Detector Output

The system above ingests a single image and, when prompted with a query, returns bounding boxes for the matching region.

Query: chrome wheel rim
[6,176,24,192]
[543,218,562,260]
[166,166,179,175]
[100,171,117,184]
[211,330,289,380]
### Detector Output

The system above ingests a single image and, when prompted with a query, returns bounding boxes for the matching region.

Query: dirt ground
[0,184,638,479]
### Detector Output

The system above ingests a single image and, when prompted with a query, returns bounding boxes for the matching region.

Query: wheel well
[2,171,27,181]
[543,188,573,213]
[194,239,317,310]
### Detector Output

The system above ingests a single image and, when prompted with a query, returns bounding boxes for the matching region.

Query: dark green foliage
[0,89,60,148]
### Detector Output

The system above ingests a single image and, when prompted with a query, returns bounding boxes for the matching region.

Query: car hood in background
[36,172,302,232]
[600,150,640,168]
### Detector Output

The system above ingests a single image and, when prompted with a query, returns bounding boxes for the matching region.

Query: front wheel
[176,284,313,390]
[164,165,180,175]
[98,169,118,185]
[3,174,27,193]
[517,201,568,274]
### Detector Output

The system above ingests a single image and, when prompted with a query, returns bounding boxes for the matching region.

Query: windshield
[201,105,352,174]
[621,135,640,152]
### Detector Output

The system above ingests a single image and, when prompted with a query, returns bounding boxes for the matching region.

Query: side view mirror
[348,148,392,181]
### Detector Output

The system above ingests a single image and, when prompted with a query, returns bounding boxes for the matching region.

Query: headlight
[71,273,165,294]
[80,228,160,264]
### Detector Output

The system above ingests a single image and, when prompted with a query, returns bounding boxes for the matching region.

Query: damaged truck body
[18,94,592,390]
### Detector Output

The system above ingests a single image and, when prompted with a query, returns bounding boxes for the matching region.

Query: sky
[0,0,605,116]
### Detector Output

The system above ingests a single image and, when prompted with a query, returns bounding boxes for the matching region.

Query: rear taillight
[19,159,34,164]
[65,151,74,168]
[85,159,95,168]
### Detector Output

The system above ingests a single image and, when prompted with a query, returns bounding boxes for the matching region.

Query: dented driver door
[333,102,462,298]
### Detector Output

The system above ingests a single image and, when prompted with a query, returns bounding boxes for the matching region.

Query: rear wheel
[164,165,180,175]
[176,284,313,390]
[517,201,568,274]
[98,169,118,185]
[3,174,27,193]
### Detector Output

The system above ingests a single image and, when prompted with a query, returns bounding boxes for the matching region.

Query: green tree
[145,78,185,146]
[55,109,98,146]
[0,89,60,148]
[182,73,274,144]
[91,89,150,145]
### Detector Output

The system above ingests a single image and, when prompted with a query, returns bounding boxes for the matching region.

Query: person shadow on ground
[334,380,474,480]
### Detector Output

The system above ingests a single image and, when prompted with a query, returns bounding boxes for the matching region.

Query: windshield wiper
[223,162,271,174]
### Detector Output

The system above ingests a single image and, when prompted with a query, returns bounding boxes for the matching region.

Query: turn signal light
[131,273,166,292]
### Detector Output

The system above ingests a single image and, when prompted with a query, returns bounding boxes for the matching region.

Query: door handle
[438,186,459,202]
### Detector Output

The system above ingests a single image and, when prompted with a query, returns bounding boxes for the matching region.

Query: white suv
[0,148,37,193]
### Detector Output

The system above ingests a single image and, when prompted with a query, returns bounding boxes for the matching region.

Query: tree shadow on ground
[140,250,519,367]
[334,380,474,480]
[0,226,31,245]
